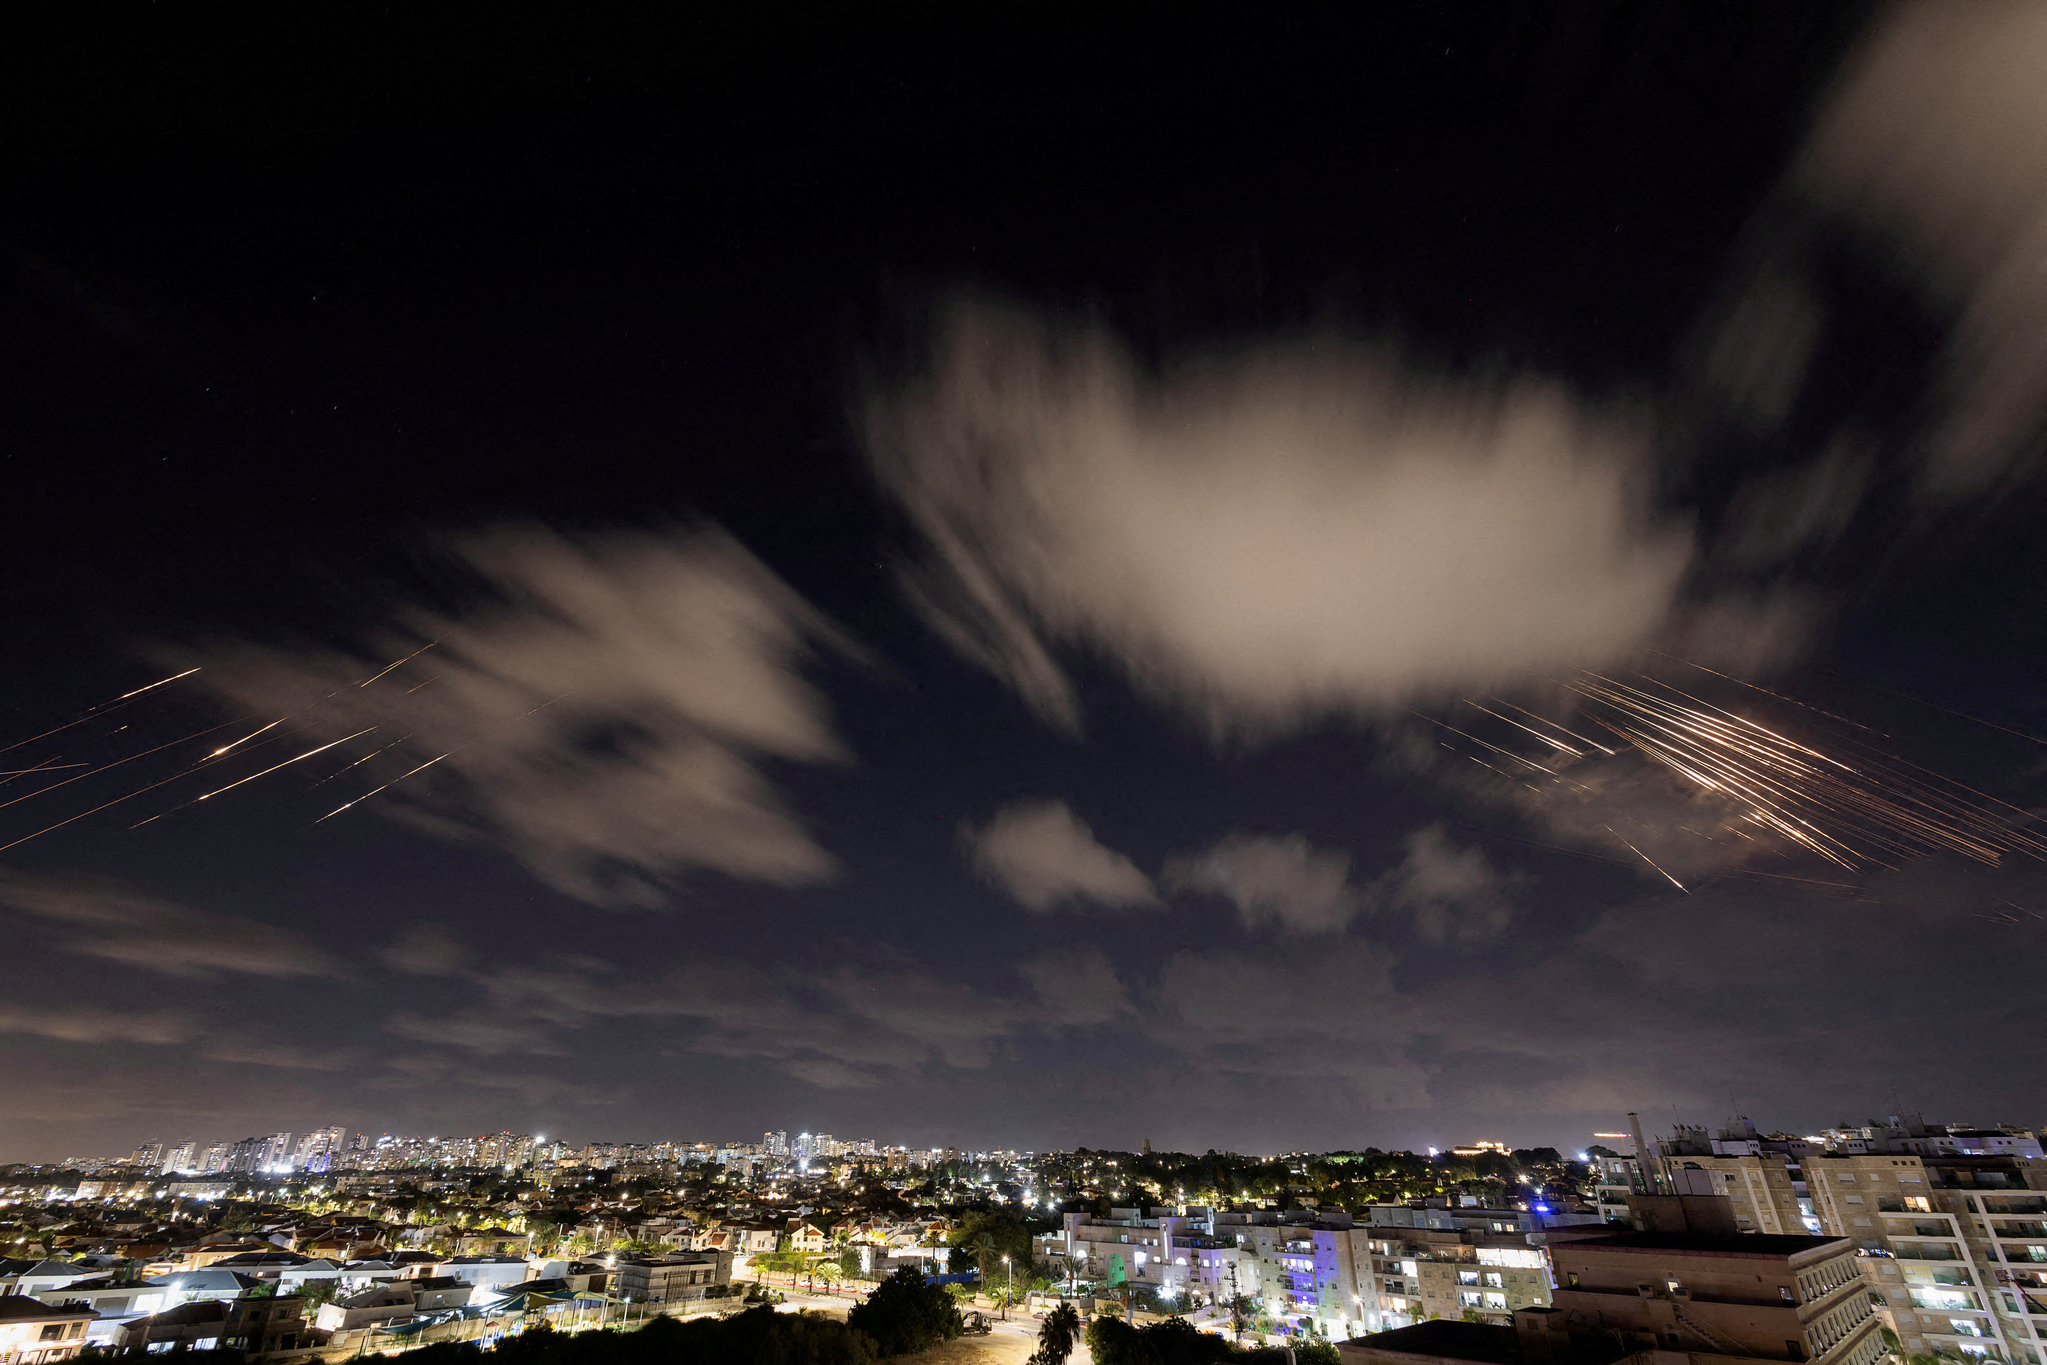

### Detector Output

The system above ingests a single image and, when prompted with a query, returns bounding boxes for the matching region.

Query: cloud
[0,1005,191,1044]
[1021,949,1128,1026]
[0,870,339,978]
[385,1008,569,1057]
[1365,824,1519,944]
[198,1040,359,1070]
[375,944,1133,1090]
[191,524,851,904]
[867,300,1693,736]
[1793,0,2047,500]
[382,923,471,976]
[966,800,1158,911]
[1164,832,1361,934]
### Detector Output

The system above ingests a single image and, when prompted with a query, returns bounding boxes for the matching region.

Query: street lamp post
[1003,1255,1011,1320]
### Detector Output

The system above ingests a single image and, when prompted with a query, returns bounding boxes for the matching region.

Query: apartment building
[1341,1230,1882,1365]
[1038,1203,1572,1341]
[1645,1116,2047,1365]
[1807,1151,2047,1365]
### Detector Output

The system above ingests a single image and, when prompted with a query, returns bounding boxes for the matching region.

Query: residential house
[0,1262,96,1300]
[436,1256,531,1293]
[409,1278,474,1313]
[449,1228,531,1257]
[148,1269,264,1304]
[613,1252,734,1304]
[35,1277,175,1348]
[117,1301,227,1354]
[0,1296,95,1365]
[313,1286,414,1335]
[220,1294,306,1356]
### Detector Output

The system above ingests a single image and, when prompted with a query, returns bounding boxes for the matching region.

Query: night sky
[6,3,2047,1162]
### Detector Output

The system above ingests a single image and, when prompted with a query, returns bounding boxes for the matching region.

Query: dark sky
[6,3,2047,1162]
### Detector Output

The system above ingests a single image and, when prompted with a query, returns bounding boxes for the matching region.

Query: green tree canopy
[846,1266,964,1357]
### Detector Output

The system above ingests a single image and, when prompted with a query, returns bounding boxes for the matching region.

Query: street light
[1002,1255,1011,1320]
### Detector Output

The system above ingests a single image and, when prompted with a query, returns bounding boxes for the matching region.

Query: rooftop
[1340,1320,1631,1365]
[1563,1232,1846,1258]
[0,1298,94,1322]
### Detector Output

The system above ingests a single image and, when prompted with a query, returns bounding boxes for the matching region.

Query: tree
[1033,1303,1083,1365]
[970,1231,1000,1285]
[846,1266,964,1357]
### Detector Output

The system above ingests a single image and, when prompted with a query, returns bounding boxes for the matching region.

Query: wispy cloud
[1164,832,1362,934]
[0,869,339,979]
[1365,824,1520,944]
[867,300,1692,737]
[193,524,852,905]
[966,800,1158,911]
[1793,0,2047,500]
[0,1005,191,1044]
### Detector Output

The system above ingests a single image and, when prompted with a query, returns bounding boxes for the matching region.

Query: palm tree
[1033,1302,1082,1365]
[970,1232,999,1287]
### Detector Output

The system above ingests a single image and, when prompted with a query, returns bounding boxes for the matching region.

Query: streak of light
[0,756,73,790]
[358,642,437,688]
[0,719,244,813]
[308,737,412,787]
[525,693,571,715]
[1606,825,1688,893]
[1409,711,1555,774]
[0,668,203,757]
[1555,670,2045,873]
[1461,699,1581,755]
[1719,867,1861,889]
[315,753,450,822]
[1490,698,1617,755]
[117,668,203,700]
[1857,677,2047,750]
[208,719,284,757]
[0,735,247,854]
[0,764,88,774]
[128,729,377,829]
[1650,651,1883,735]
[403,675,440,694]
[189,730,376,805]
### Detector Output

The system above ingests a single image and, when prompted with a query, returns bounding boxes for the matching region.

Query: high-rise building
[162,1141,198,1174]
[1646,1115,2047,1365]
[294,1127,346,1172]
[131,1142,164,1170]
[252,1131,293,1171]
[198,1141,232,1174]
[225,1137,268,1174]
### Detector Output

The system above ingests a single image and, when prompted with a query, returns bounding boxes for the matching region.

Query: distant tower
[1142,1138,1152,1155]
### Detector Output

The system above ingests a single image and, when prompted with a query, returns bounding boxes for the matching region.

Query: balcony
[1995,1224,2047,1239]
[1894,1247,1964,1262]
